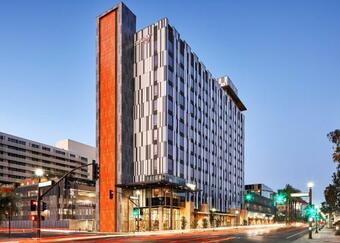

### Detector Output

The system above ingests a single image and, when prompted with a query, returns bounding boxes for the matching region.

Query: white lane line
[286,229,309,239]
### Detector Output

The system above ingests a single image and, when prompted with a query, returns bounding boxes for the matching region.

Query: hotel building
[97,2,246,232]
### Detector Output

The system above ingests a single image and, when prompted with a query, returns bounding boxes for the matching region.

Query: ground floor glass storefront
[135,207,181,231]
[121,186,188,232]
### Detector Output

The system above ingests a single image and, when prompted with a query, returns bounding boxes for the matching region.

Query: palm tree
[280,184,303,223]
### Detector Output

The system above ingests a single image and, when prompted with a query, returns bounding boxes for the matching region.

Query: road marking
[286,229,309,239]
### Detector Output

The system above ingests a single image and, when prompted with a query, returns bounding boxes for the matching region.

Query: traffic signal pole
[37,183,41,238]
[36,162,95,238]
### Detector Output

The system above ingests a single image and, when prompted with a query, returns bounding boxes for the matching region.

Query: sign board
[291,192,309,197]
[38,181,52,188]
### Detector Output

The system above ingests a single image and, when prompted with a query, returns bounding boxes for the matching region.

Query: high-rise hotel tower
[97,2,246,232]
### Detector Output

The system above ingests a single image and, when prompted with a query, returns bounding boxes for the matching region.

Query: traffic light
[30,215,38,221]
[109,190,114,199]
[42,202,47,211]
[245,192,254,202]
[30,200,37,211]
[133,207,139,218]
[274,193,287,205]
[92,161,99,181]
[64,178,71,190]
[305,204,317,219]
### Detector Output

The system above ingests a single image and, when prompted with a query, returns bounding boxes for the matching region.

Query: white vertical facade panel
[133,18,245,213]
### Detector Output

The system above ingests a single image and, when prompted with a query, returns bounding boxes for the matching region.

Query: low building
[244,184,275,225]
[1,178,96,231]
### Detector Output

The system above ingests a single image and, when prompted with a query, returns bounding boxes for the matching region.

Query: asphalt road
[75,226,309,243]
[0,225,309,243]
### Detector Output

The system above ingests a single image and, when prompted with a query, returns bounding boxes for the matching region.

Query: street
[0,225,310,243]
[78,226,308,243]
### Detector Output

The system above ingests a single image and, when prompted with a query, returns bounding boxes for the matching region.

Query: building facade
[97,2,246,232]
[244,184,275,224]
[0,132,96,185]
[0,178,96,231]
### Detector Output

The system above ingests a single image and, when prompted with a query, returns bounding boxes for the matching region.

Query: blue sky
[0,0,339,204]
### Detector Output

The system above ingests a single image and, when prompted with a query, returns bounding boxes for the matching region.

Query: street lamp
[34,168,44,238]
[35,168,44,178]
[211,208,216,228]
[235,210,240,226]
[307,182,314,189]
[307,181,314,239]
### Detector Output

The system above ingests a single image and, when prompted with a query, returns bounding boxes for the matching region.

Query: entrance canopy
[116,174,200,193]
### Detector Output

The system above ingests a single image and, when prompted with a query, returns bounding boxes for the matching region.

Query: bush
[181,216,187,229]
[191,218,199,229]
[215,218,221,227]
[202,218,209,228]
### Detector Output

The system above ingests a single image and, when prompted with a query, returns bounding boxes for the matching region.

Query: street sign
[38,181,52,188]
[291,192,308,197]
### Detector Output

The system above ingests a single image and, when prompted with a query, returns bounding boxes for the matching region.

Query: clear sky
[0,0,339,204]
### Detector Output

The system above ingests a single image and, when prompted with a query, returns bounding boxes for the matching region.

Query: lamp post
[307,181,314,239]
[235,210,240,226]
[35,168,44,238]
[211,208,216,228]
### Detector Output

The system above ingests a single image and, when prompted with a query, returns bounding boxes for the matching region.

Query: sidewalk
[293,227,340,243]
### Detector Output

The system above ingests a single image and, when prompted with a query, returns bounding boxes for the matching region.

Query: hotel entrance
[138,207,181,231]
[118,178,196,232]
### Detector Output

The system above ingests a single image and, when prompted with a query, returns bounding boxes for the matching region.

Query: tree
[327,129,340,164]
[0,192,19,224]
[325,130,340,212]
[320,201,332,214]
[280,184,303,223]
[324,184,338,211]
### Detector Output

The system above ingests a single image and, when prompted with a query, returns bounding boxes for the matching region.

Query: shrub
[202,218,209,228]
[181,216,187,229]
[191,218,199,229]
